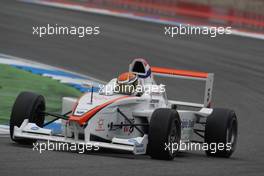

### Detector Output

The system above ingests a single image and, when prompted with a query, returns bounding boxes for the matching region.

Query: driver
[115,72,139,95]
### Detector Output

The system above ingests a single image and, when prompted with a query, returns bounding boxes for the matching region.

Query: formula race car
[10,58,238,160]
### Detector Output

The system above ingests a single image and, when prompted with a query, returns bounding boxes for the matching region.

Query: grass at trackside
[0,64,82,124]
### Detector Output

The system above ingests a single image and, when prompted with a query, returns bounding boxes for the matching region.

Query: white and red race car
[10,58,237,160]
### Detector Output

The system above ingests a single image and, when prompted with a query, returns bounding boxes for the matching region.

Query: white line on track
[0,53,106,84]
[0,125,9,135]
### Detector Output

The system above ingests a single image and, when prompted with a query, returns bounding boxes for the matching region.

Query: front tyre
[10,92,46,144]
[148,108,181,160]
[205,108,238,157]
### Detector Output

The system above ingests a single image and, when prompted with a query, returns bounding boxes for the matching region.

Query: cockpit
[99,58,153,96]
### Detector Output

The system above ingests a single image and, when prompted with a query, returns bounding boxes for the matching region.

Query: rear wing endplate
[151,67,214,108]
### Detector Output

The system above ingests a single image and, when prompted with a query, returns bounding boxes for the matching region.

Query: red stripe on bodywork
[151,66,208,78]
[69,96,129,125]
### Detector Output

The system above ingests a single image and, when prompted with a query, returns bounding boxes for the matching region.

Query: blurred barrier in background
[54,0,264,32]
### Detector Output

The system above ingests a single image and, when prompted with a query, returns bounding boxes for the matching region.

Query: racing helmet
[129,58,151,79]
[115,72,138,95]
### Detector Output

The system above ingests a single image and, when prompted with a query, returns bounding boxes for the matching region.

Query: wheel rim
[32,100,45,127]
[226,119,237,152]
[168,119,179,156]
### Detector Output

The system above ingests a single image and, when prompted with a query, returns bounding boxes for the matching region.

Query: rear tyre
[148,108,181,160]
[205,108,238,157]
[10,92,46,144]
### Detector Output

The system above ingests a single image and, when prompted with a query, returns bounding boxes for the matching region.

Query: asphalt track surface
[0,0,264,175]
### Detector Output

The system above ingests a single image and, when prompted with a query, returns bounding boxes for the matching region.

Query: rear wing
[151,67,214,108]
